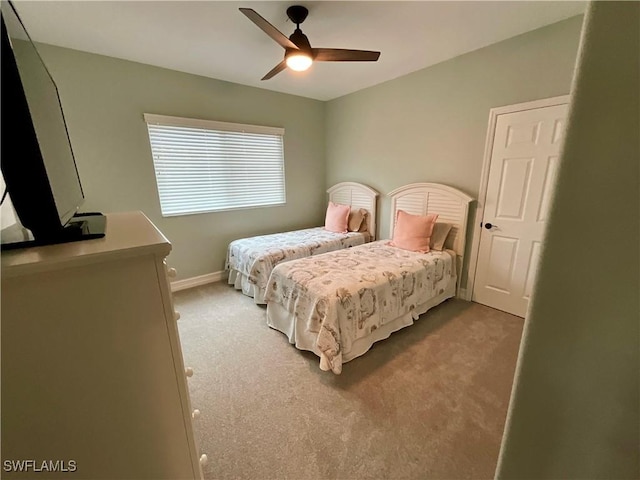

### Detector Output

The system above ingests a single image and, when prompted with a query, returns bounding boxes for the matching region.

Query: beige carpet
[174,282,524,480]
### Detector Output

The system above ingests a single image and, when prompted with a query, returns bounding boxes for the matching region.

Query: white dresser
[1,211,204,479]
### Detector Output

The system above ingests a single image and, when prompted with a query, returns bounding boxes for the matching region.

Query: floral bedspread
[226,227,367,292]
[264,241,455,374]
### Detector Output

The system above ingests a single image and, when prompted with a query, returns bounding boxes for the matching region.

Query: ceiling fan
[240,5,381,80]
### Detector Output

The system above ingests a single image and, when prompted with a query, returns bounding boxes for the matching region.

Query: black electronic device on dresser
[0,0,105,250]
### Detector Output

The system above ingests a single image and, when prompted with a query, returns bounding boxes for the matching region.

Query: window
[144,113,285,216]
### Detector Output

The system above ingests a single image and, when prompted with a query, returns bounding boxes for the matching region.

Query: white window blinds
[144,114,286,216]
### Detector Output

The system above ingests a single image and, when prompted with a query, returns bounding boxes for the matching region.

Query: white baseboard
[171,270,228,293]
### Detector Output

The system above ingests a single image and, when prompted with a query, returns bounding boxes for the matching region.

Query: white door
[473,103,568,317]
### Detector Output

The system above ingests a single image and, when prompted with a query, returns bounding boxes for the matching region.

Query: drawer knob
[192,409,201,419]
[185,367,194,378]
[167,267,177,278]
[173,311,181,321]
[199,454,208,466]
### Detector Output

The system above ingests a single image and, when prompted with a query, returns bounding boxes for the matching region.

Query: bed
[226,182,379,304]
[264,182,474,374]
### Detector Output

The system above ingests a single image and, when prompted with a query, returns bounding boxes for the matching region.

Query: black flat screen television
[1,0,104,249]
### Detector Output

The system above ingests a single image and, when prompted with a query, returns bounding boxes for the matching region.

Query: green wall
[33,14,583,285]
[35,45,326,280]
[496,1,640,477]
[326,15,584,289]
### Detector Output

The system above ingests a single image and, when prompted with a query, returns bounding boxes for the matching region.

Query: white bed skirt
[266,279,457,370]
[228,269,267,305]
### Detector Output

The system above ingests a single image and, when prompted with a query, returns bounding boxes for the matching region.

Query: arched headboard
[327,182,379,240]
[388,183,474,291]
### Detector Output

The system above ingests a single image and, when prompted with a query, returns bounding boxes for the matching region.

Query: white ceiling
[11,1,586,101]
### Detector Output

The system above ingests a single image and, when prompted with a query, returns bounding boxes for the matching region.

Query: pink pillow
[390,210,439,252]
[325,202,350,233]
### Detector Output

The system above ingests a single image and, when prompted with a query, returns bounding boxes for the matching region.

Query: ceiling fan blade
[261,60,287,81]
[239,8,299,51]
[312,48,380,62]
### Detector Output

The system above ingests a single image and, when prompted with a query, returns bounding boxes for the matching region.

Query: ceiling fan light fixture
[240,6,380,80]
[286,52,313,71]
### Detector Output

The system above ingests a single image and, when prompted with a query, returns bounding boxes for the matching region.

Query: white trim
[466,95,571,302]
[143,113,284,136]
[171,270,227,293]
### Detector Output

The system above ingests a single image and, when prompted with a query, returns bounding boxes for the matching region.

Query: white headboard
[327,182,379,240]
[388,183,474,289]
